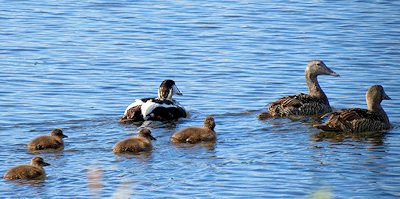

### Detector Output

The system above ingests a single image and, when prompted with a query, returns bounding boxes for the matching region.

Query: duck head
[158,80,182,99]
[305,60,340,77]
[138,128,157,141]
[204,116,216,130]
[31,157,50,167]
[366,85,391,108]
[51,128,68,138]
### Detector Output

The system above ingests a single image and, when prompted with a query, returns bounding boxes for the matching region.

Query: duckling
[113,128,156,153]
[3,157,50,180]
[120,80,187,123]
[171,116,216,144]
[27,128,68,151]
[314,85,391,133]
[259,60,340,119]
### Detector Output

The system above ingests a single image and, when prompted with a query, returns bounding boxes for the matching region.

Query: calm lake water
[1,0,400,198]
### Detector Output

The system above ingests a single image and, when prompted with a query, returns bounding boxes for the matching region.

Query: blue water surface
[0,0,400,198]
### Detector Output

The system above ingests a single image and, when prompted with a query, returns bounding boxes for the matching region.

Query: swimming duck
[314,85,391,133]
[3,156,50,180]
[171,116,216,144]
[27,128,68,151]
[113,128,156,153]
[120,80,187,123]
[258,60,340,119]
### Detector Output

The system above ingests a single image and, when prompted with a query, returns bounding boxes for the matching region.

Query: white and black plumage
[120,80,187,123]
[314,85,392,133]
[258,60,340,119]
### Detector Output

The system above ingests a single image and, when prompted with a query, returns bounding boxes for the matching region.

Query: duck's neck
[367,100,390,124]
[32,164,44,169]
[205,124,215,131]
[158,88,172,100]
[139,136,152,143]
[55,136,64,142]
[306,74,328,101]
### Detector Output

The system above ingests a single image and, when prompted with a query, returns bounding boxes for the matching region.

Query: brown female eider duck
[3,157,50,180]
[113,128,156,154]
[27,128,68,151]
[120,80,187,123]
[258,60,340,119]
[314,85,392,133]
[171,116,216,144]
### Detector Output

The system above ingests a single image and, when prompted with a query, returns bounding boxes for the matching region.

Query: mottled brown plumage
[27,129,68,151]
[171,116,216,144]
[259,60,339,119]
[314,85,391,133]
[113,128,156,154]
[3,157,50,180]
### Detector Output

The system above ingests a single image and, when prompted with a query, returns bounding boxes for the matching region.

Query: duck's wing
[337,108,386,123]
[269,93,329,117]
[142,99,186,121]
[120,98,153,123]
[315,108,387,132]
[5,166,44,180]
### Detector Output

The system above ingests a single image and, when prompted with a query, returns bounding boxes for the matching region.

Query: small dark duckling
[27,128,68,151]
[113,128,156,154]
[3,156,50,180]
[171,116,216,144]
[314,85,392,133]
[259,60,340,119]
[120,79,187,123]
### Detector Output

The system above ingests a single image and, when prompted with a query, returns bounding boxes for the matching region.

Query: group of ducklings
[4,60,392,181]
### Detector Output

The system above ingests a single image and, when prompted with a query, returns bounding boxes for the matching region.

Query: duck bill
[149,135,157,141]
[62,135,68,138]
[173,84,183,96]
[329,71,340,77]
[43,162,51,166]
[323,64,340,77]
[383,92,391,100]
[327,68,340,77]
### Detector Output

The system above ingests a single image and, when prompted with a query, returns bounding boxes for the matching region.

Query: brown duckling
[3,157,50,180]
[314,85,392,133]
[113,128,156,154]
[27,128,67,151]
[171,116,216,144]
[259,60,340,119]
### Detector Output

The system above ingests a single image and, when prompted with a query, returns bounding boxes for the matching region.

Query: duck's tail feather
[258,112,273,120]
[313,123,340,132]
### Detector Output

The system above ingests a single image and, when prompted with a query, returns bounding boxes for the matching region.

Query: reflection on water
[312,131,386,146]
[87,165,103,198]
[3,179,46,187]
[113,152,153,159]
[172,142,216,150]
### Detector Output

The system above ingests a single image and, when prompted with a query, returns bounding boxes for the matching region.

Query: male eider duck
[113,128,156,154]
[314,85,391,133]
[120,80,187,123]
[171,116,216,144]
[27,128,68,151]
[258,60,340,119]
[4,156,50,180]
